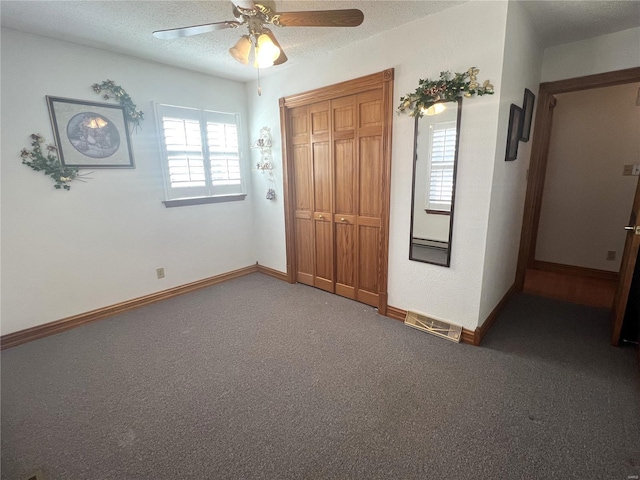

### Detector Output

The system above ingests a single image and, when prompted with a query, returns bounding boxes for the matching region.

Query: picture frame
[505,103,523,161]
[519,88,535,142]
[46,96,135,168]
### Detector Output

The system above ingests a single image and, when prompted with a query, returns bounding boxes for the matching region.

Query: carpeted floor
[2,273,639,479]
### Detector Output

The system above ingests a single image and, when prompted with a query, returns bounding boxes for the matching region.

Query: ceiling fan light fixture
[262,28,287,66]
[229,35,252,65]
[253,33,280,69]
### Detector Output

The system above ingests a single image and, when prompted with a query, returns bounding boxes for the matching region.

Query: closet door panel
[313,142,331,213]
[296,216,314,286]
[291,106,314,285]
[358,136,382,218]
[332,95,357,299]
[314,217,334,291]
[334,139,356,215]
[310,101,333,290]
[335,214,356,299]
[358,225,379,306]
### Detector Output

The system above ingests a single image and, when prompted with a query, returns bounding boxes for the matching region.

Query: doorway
[516,67,640,345]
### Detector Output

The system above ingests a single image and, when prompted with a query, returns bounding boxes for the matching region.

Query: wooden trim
[539,67,640,95]
[279,98,296,284]
[386,305,406,322]
[256,264,289,282]
[516,67,640,291]
[461,329,477,345]
[1,265,259,350]
[162,194,246,208]
[280,69,392,108]
[378,68,394,316]
[533,260,619,281]
[474,283,517,346]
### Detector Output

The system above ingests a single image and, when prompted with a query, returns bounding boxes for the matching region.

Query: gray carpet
[2,273,639,479]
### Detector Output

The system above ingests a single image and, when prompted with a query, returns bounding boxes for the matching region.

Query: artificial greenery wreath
[20,134,91,190]
[92,79,144,131]
[398,67,494,118]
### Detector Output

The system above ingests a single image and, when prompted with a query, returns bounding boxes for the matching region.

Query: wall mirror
[409,99,462,266]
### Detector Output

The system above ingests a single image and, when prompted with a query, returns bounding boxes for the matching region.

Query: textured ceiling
[521,0,640,48]
[0,0,464,82]
[1,1,639,82]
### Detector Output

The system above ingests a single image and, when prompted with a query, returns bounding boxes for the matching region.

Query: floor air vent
[405,311,462,343]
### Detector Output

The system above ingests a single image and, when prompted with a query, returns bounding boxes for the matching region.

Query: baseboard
[256,264,288,282]
[533,260,618,281]
[386,305,406,322]
[474,283,517,346]
[385,305,477,345]
[1,264,259,350]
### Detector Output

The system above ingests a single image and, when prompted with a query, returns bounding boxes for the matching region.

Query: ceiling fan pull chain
[257,64,262,96]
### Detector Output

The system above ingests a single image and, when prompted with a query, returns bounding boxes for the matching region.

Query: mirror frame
[408,98,463,267]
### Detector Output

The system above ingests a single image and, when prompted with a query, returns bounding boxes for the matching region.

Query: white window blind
[427,122,457,212]
[157,104,244,200]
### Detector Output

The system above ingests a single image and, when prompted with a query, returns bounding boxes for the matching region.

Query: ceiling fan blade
[232,0,256,11]
[153,21,241,40]
[263,28,288,66]
[275,9,364,27]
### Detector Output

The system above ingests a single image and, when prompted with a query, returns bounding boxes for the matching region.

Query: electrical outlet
[156,267,165,279]
[606,251,616,261]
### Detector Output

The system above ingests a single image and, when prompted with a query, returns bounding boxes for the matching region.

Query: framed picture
[519,88,536,142]
[505,103,523,161]
[46,96,135,168]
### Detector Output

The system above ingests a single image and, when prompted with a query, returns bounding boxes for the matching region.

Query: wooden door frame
[515,66,640,291]
[279,69,394,315]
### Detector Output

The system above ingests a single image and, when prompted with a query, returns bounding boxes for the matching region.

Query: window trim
[155,103,247,205]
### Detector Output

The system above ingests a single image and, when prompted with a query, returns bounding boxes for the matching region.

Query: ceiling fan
[153,1,364,70]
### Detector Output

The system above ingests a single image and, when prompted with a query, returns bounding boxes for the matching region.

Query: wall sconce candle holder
[252,126,276,200]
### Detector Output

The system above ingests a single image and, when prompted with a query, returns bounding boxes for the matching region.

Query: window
[157,104,245,205]
[426,121,457,212]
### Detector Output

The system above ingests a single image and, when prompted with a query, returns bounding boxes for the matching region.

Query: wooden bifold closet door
[281,70,393,313]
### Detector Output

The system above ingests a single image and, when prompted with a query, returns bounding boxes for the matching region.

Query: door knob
[319,215,323,219]
[624,226,634,230]
[624,225,640,234]
[341,217,346,222]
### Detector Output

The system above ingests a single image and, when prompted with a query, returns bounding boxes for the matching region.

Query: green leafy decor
[398,67,494,118]
[20,134,90,190]
[92,79,144,132]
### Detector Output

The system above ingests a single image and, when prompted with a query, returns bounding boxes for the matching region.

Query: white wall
[1,29,256,335]
[535,83,640,271]
[478,0,543,323]
[541,27,640,82]
[247,1,508,330]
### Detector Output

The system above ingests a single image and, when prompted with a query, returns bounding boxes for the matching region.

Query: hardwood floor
[523,267,617,308]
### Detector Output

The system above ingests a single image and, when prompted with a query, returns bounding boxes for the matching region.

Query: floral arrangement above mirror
[398,67,494,118]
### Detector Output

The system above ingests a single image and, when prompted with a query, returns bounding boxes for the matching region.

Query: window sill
[425,209,451,216]
[163,194,247,208]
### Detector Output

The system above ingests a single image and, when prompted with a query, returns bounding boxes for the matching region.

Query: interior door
[355,89,384,307]
[290,105,314,287]
[333,94,358,300]
[310,101,334,293]
[611,175,640,346]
